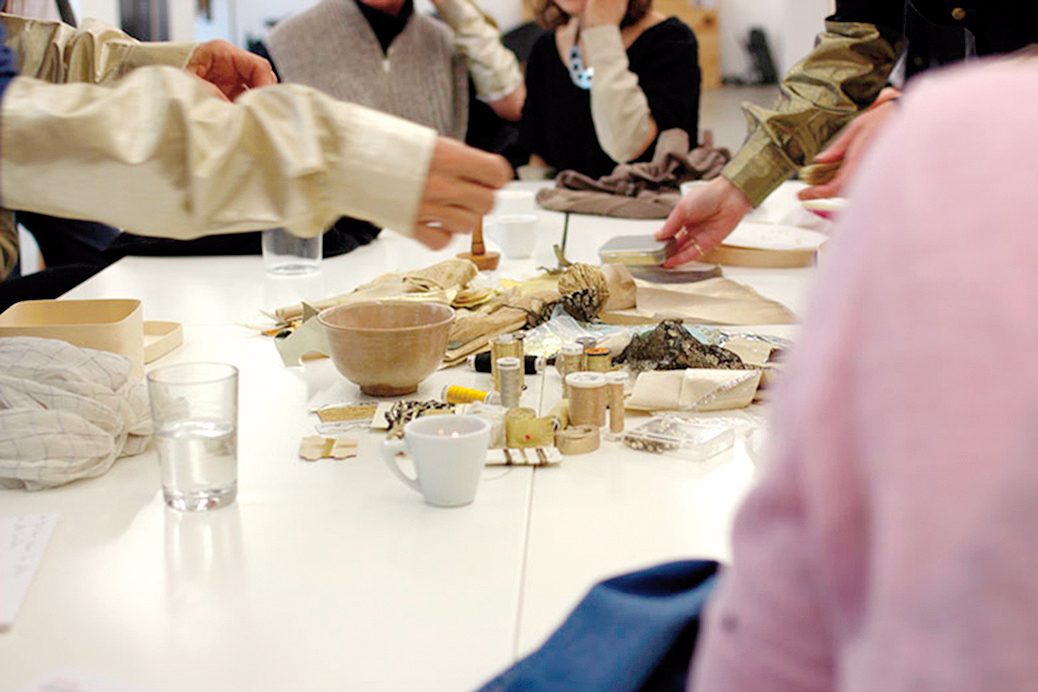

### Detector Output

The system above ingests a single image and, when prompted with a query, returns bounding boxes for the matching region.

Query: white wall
[718,0,833,78]
[69,0,118,25]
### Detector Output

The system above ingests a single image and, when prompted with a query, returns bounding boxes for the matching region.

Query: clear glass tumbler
[147,363,239,511]
[262,227,322,276]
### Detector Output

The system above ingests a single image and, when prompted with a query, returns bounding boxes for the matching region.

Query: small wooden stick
[457,218,500,270]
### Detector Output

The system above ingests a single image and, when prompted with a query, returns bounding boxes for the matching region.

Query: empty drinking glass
[262,227,322,276]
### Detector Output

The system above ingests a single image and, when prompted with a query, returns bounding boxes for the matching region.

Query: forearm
[583,25,655,163]
[0,68,435,239]
[1,13,195,84]
[434,0,522,107]
[723,21,903,206]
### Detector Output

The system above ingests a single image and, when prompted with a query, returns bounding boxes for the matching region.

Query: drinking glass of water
[147,363,239,512]
[262,227,322,276]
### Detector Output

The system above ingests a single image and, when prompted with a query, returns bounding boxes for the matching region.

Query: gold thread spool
[586,347,612,373]
[576,336,597,371]
[556,425,600,455]
[491,334,523,392]
[566,372,607,428]
[505,407,554,448]
[441,384,501,406]
[497,357,522,408]
[557,342,584,398]
[606,371,627,433]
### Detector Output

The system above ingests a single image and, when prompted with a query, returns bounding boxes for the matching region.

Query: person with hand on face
[0,11,510,289]
[657,0,1038,268]
[520,0,700,179]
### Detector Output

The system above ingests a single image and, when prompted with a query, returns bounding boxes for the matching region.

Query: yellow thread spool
[441,385,501,406]
[566,372,607,428]
[606,371,627,433]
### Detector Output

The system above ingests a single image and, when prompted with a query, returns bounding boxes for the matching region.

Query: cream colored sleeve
[1,13,196,84]
[0,67,436,240]
[582,25,653,164]
[433,0,522,102]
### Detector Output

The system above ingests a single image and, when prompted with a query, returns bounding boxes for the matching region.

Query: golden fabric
[1,13,195,84]
[723,21,904,207]
[0,66,436,241]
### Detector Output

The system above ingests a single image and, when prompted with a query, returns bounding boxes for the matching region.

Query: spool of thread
[576,336,597,370]
[556,425,600,455]
[468,352,545,375]
[497,357,522,408]
[557,342,584,398]
[606,371,627,433]
[566,372,607,428]
[546,400,570,431]
[491,334,523,392]
[441,384,501,406]
[585,347,612,373]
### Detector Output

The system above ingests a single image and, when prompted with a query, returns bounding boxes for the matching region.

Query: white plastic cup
[262,228,322,276]
[492,189,536,216]
[485,214,538,259]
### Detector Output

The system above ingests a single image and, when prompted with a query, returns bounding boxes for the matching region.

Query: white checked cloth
[0,337,151,490]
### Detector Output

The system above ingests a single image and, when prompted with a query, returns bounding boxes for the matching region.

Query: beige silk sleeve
[582,25,653,164]
[723,21,903,207]
[0,67,435,240]
[433,0,522,102]
[1,13,195,84]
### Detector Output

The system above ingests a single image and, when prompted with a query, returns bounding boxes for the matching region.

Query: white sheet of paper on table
[23,671,151,692]
[0,512,58,631]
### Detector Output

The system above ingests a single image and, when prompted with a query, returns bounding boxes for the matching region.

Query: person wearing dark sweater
[518,0,700,180]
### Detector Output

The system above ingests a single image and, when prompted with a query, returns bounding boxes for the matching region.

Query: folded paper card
[626,369,763,412]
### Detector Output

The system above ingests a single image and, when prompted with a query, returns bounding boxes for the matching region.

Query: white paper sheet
[0,512,58,631]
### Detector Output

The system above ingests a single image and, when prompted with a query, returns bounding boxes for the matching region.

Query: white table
[0,184,819,691]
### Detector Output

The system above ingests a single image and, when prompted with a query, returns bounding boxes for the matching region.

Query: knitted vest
[267,0,468,140]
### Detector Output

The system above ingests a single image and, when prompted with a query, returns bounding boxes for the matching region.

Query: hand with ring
[656,176,751,268]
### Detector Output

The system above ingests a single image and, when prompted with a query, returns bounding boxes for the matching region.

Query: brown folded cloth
[536,129,731,219]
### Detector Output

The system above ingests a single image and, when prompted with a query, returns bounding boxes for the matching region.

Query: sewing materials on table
[615,320,746,372]
[497,357,522,408]
[384,400,456,437]
[607,371,628,434]
[576,336,597,369]
[557,342,584,397]
[504,408,556,449]
[455,218,500,271]
[468,352,545,375]
[442,385,501,406]
[547,400,570,430]
[622,417,735,462]
[585,347,612,373]
[298,436,359,461]
[491,333,523,391]
[566,372,607,428]
[556,425,601,455]
[598,235,670,266]
[485,446,561,466]
[317,403,379,423]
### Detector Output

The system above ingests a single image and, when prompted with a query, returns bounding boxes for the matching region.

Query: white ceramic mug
[381,415,491,507]
[485,214,537,259]
[492,189,536,216]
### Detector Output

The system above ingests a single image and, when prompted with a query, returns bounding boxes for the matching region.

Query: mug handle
[381,438,421,495]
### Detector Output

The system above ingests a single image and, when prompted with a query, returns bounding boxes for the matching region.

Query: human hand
[186,40,278,101]
[415,137,512,249]
[583,0,627,27]
[798,88,900,201]
[655,177,752,268]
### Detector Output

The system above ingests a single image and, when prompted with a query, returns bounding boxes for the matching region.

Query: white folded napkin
[0,337,151,490]
[626,369,763,413]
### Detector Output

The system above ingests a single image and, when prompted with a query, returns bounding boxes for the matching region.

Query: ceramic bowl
[318,302,455,396]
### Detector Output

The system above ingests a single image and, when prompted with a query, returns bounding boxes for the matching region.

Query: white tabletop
[0,183,820,691]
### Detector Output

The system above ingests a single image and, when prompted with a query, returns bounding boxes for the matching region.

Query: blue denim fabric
[480,560,719,692]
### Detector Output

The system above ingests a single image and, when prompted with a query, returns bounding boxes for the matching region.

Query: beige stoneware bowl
[318,302,455,396]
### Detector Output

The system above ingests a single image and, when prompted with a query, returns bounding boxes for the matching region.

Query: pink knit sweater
[692,61,1038,691]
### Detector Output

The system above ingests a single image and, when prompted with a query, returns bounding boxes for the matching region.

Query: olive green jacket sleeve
[1,13,196,84]
[0,67,435,242]
[723,21,904,207]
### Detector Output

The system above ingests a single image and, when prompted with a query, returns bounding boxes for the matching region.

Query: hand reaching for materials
[655,177,751,268]
[186,39,278,100]
[798,87,901,201]
[415,138,512,249]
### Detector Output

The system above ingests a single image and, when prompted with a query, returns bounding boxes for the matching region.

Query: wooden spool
[456,219,500,271]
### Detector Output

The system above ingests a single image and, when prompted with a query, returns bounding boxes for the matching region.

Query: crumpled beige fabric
[604,277,796,326]
[626,368,762,412]
[434,0,522,102]
[582,24,652,164]
[723,21,902,207]
[536,129,730,219]
[276,259,478,322]
[0,337,151,490]
[1,66,436,245]
[2,13,196,84]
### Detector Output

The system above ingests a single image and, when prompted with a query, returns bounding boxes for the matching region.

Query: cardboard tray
[0,299,182,376]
